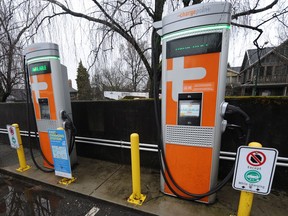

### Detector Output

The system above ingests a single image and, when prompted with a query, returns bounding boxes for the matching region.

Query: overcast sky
[32,0,287,90]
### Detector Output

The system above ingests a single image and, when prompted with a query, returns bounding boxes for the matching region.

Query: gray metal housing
[24,42,77,166]
[154,2,231,203]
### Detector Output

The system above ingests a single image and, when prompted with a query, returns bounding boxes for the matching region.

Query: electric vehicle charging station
[24,43,77,169]
[154,2,232,203]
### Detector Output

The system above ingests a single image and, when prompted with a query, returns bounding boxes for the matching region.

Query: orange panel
[166,82,177,125]
[30,73,56,121]
[31,89,40,119]
[183,53,220,126]
[39,132,54,168]
[166,58,177,125]
[37,74,57,120]
[164,144,213,202]
[166,58,173,70]
[164,53,221,203]
[30,77,40,119]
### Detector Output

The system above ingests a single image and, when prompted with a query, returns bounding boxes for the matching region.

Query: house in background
[68,79,78,100]
[226,66,241,96]
[237,39,288,96]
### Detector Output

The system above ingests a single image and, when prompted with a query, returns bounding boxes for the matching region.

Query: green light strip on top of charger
[162,24,231,41]
[27,56,60,63]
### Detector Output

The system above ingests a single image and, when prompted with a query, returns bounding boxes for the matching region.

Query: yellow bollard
[237,142,262,216]
[127,133,146,205]
[12,124,31,172]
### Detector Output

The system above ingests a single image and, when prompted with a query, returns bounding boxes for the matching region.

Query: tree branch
[13,3,49,46]
[45,0,152,78]
[136,0,154,19]
[232,0,279,20]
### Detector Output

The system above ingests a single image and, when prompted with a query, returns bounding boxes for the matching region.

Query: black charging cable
[61,110,77,155]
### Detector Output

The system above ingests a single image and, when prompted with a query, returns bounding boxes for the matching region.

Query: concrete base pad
[1,143,288,216]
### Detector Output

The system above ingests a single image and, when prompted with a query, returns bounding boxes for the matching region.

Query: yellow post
[12,124,31,172]
[237,142,262,216]
[127,133,146,205]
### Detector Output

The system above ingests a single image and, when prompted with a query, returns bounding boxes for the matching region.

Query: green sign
[244,170,262,183]
[28,61,51,75]
[32,65,47,72]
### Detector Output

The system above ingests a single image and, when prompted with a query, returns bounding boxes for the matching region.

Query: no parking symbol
[247,151,266,166]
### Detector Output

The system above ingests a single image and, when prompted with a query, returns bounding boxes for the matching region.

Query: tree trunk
[149,0,165,98]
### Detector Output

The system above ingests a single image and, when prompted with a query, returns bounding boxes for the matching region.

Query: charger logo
[31,76,48,104]
[167,57,206,101]
[165,53,220,126]
[178,7,211,18]
[178,10,196,18]
[29,72,57,120]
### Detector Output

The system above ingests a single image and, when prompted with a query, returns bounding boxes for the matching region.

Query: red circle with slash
[247,151,266,166]
[9,127,14,136]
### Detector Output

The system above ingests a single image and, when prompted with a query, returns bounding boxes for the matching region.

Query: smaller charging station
[24,43,77,169]
[154,2,232,203]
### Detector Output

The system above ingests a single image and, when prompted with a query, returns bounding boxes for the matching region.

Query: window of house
[283,45,288,56]
[259,66,265,77]
[269,54,276,63]
[266,66,273,76]
[226,77,230,84]
[245,69,251,81]
[275,65,288,82]
[275,65,285,75]
[240,74,244,84]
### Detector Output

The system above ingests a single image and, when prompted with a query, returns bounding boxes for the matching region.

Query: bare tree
[101,62,130,92]
[44,0,287,98]
[91,59,130,98]
[120,41,149,92]
[0,0,48,102]
[45,0,164,97]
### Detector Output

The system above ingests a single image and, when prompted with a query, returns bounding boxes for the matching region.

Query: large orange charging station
[24,43,77,168]
[154,2,231,203]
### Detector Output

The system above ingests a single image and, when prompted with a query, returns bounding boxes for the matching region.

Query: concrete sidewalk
[1,143,288,216]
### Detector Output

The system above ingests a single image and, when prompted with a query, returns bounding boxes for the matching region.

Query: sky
[31,0,287,90]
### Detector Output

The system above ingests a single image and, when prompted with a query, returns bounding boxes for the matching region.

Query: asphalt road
[0,173,155,216]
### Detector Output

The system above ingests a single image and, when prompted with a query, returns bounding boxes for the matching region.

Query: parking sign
[7,125,20,149]
[232,146,278,195]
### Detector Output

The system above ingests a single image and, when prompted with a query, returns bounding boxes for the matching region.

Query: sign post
[7,124,31,172]
[233,142,278,216]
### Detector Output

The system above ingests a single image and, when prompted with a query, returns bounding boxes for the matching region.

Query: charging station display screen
[28,61,51,75]
[38,98,50,119]
[179,101,200,117]
[166,33,222,58]
[178,93,202,126]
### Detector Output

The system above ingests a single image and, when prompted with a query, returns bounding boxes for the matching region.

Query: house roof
[230,66,241,73]
[69,86,77,93]
[240,39,288,72]
[246,47,274,66]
